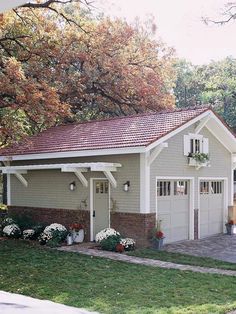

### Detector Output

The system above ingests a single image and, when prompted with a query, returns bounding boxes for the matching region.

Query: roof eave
[0,146,147,162]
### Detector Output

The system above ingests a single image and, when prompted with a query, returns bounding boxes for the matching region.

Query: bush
[95,228,120,243]
[38,223,68,246]
[120,238,135,251]
[10,213,35,230]
[23,229,35,240]
[100,234,121,251]
[3,224,21,238]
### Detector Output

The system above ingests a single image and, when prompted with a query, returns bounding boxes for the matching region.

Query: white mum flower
[3,224,21,237]
[120,238,135,249]
[44,223,67,233]
[23,229,35,239]
[95,228,120,243]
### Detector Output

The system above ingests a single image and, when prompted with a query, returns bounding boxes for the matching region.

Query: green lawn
[128,248,236,271]
[0,240,236,314]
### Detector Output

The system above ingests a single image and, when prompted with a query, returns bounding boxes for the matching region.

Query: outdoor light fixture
[123,181,130,192]
[69,181,76,191]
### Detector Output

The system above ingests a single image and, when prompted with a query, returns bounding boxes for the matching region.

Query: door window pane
[157,181,171,196]
[200,181,209,194]
[174,181,188,195]
[211,181,222,194]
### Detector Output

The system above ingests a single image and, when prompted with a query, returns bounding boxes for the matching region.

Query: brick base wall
[9,206,90,241]
[110,211,156,247]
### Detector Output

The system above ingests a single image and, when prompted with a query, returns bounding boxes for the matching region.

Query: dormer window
[184,134,209,156]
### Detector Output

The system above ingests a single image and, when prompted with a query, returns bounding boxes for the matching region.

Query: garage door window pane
[200,181,209,194]
[174,181,188,195]
[211,181,222,194]
[157,181,171,196]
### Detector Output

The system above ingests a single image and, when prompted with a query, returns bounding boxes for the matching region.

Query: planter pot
[152,238,165,250]
[66,235,73,245]
[225,224,236,235]
[72,229,85,243]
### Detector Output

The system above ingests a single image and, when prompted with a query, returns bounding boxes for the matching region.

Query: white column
[230,154,235,206]
[140,152,150,213]
[7,173,11,206]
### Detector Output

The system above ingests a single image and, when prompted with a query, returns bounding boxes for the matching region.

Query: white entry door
[157,180,189,243]
[93,180,109,239]
[200,180,224,238]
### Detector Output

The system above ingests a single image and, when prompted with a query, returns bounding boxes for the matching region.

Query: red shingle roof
[0,107,210,157]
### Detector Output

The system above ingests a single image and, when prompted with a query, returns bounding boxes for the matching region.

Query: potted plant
[188,152,210,167]
[70,223,85,243]
[152,220,165,250]
[225,219,234,235]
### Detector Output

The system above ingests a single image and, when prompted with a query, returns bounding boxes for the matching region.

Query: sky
[98,0,236,65]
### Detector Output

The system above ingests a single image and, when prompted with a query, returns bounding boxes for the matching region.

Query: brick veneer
[110,211,156,247]
[8,206,90,241]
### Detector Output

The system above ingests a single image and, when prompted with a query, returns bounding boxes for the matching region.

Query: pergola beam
[14,172,28,187]
[103,170,117,188]
[74,169,88,187]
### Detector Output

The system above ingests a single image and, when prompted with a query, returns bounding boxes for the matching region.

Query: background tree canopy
[0,1,175,147]
[174,57,236,131]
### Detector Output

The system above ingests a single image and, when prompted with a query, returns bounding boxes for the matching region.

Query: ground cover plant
[0,240,236,314]
[128,248,236,271]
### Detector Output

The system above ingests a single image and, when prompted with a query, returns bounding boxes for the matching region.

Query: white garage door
[200,180,224,238]
[157,180,189,243]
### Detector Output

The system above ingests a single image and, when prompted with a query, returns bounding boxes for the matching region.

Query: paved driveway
[0,291,98,314]
[164,234,236,263]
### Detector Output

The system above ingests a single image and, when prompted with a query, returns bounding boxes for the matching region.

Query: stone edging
[58,246,236,277]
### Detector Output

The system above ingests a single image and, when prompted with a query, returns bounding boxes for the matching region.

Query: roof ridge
[54,105,212,129]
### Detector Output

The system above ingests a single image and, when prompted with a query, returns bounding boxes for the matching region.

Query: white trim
[148,143,168,166]
[231,154,234,206]
[0,147,146,162]
[7,173,11,206]
[73,169,88,188]
[14,173,28,187]
[155,176,195,240]
[147,110,212,151]
[194,114,211,134]
[198,177,228,239]
[89,178,110,241]
[140,152,150,213]
[0,162,121,172]
[103,170,117,188]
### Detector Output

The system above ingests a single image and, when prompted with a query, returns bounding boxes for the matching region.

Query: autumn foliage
[0,3,176,147]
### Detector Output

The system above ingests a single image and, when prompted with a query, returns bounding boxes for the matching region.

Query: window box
[188,156,210,169]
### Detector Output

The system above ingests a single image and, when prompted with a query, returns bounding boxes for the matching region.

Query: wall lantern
[69,181,76,191]
[123,181,130,192]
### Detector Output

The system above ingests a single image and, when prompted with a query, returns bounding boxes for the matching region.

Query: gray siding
[150,125,232,213]
[11,154,140,213]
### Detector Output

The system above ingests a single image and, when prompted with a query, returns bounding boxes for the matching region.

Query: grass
[127,248,236,271]
[0,239,236,314]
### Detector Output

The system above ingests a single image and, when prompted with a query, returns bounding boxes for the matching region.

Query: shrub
[39,223,68,246]
[23,229,35,240]
[100,234,121,251]
[120,238,136,251]
[3,224,21,238]
[2,217,16,228]
[10,213,35,230]
[95,228,120,243]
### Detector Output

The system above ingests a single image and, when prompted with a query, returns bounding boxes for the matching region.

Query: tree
[203,2,236,25]
[174,57,236,129]
[0,5,176,147]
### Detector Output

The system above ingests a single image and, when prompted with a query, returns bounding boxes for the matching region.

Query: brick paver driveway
[164,234,236,263]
